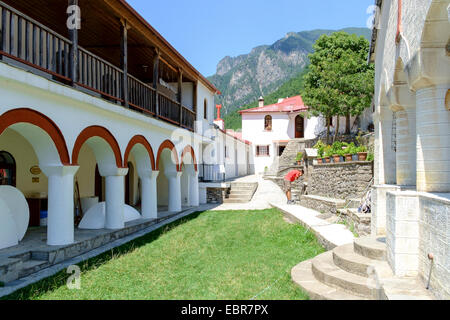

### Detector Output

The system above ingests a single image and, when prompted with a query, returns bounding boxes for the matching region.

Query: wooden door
[295,115,304,138]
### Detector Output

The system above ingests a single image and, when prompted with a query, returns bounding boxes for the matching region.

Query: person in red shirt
[284,169,303,204]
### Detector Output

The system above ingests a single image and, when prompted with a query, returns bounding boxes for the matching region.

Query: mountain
[208,27,371,117]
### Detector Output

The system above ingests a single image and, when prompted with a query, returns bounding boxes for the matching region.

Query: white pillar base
[104,168,128,230]
[140,171,159,219]
[41,165,79,246]
[189,172,200,207]
[167,171,182,213]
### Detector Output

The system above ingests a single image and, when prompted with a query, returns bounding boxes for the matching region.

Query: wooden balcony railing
[0,1,72,81]
[0,1,195,131]
[158,92,180,125]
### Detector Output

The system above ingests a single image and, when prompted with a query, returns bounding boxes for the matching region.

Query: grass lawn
[4,208,324,300]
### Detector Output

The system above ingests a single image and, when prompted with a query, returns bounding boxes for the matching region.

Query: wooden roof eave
[103,0,219,94]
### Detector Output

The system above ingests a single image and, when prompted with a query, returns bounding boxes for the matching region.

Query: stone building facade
[370,0,450,299]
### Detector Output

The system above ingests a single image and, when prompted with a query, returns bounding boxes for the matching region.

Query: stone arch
[0,108,70,165]
[180,145,198,172]
[420,0,450,49]
[156,140,180,172]
[388,58,417,187]
[124,135,156,171]
[72,126,123,170]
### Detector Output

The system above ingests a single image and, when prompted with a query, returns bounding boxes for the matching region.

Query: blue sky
[127,0,374,77]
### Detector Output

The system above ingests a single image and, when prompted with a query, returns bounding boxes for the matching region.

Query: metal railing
[199,164,225,182]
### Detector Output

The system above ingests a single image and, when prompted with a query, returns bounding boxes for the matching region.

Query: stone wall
[206,188,229,204]
[308,162,373,200]
[418,194,450,300]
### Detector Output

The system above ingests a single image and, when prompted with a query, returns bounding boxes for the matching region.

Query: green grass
[3,209,324,300]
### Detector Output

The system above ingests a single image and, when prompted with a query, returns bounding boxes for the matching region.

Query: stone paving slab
[0,204,216,298]
[211,174,287,211]
[270,202,355,251]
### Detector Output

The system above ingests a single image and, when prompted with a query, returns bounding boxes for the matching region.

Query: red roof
[239,95,308,114]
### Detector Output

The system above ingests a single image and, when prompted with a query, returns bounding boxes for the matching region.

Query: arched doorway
[295,115,304,138]
[0,151,16,186]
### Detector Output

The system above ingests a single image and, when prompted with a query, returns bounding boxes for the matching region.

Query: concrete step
[354,237,387,261]
[311,251,379,299]
[292,260,367,300]
[228,190,255,195]
[223,199,251,204]
[18,260,48,278]
[333,244,393,278]
[230,182,258,188]
[227,195,253,200]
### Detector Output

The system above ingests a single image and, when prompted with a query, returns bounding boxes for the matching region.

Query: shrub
[367,152,374,162]
[295,152,304,162]
[313,140,326,158]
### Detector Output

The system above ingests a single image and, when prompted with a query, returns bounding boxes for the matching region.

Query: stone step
[292,260,367,300]
[230,182,258,188]
[223,198,251,204]
[333,244,393,278]
[229,189,255,194]
[311,251,379,299]
[346,198,362,208]
[18,260,48,278]
[227,194,253,200]
[354,237,387,261]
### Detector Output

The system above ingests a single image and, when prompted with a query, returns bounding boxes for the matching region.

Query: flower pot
[358,152,368,161]
[332,155,341,163]
[352,154,358,161]
[344,154,353,162]
[317,158,323,164]
[325,157,331,163]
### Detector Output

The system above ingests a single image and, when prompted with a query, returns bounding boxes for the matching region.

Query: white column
[396,108,416,186]
[167,171,182,212]
[41,165,79,246]
[140,171,159,219]
[104,168,128,229]
[189,171,200,207]
[416,85,450,192]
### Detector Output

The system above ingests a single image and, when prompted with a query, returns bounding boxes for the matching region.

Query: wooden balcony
[0,1,196,131]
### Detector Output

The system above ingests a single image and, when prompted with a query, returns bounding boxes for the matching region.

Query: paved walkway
[270,202,355,250]
[211,174,287,211]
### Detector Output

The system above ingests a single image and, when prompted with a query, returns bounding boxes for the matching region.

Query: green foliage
[295,152,304,162]
[302,32,375,137]
[367,152,374,162]
[313,140,326,158]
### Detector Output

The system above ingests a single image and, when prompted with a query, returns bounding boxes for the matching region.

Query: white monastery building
[240,95,361,174]
[0,0,252,251]
[370,0,450,299]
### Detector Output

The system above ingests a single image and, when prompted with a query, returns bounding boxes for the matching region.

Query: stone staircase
[292,237,434,300]
[223,182,258,204]
[277,139,306,173]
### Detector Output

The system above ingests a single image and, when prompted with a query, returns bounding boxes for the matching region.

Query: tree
[302,32,374,143]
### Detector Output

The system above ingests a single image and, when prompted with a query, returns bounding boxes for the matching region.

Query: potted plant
[324,145,332,163]
[357,146,368,161]
[317,156,323,164]
[331,141,344,163]
[295,152,304,165]
[344,143,357,162]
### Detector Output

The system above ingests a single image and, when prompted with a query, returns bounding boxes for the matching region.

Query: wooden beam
[120,19,129,107]
[68,0,79,82]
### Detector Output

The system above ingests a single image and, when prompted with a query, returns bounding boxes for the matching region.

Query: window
[256,145,270,157]
[264,115,272,131]
[204,99,208,120]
